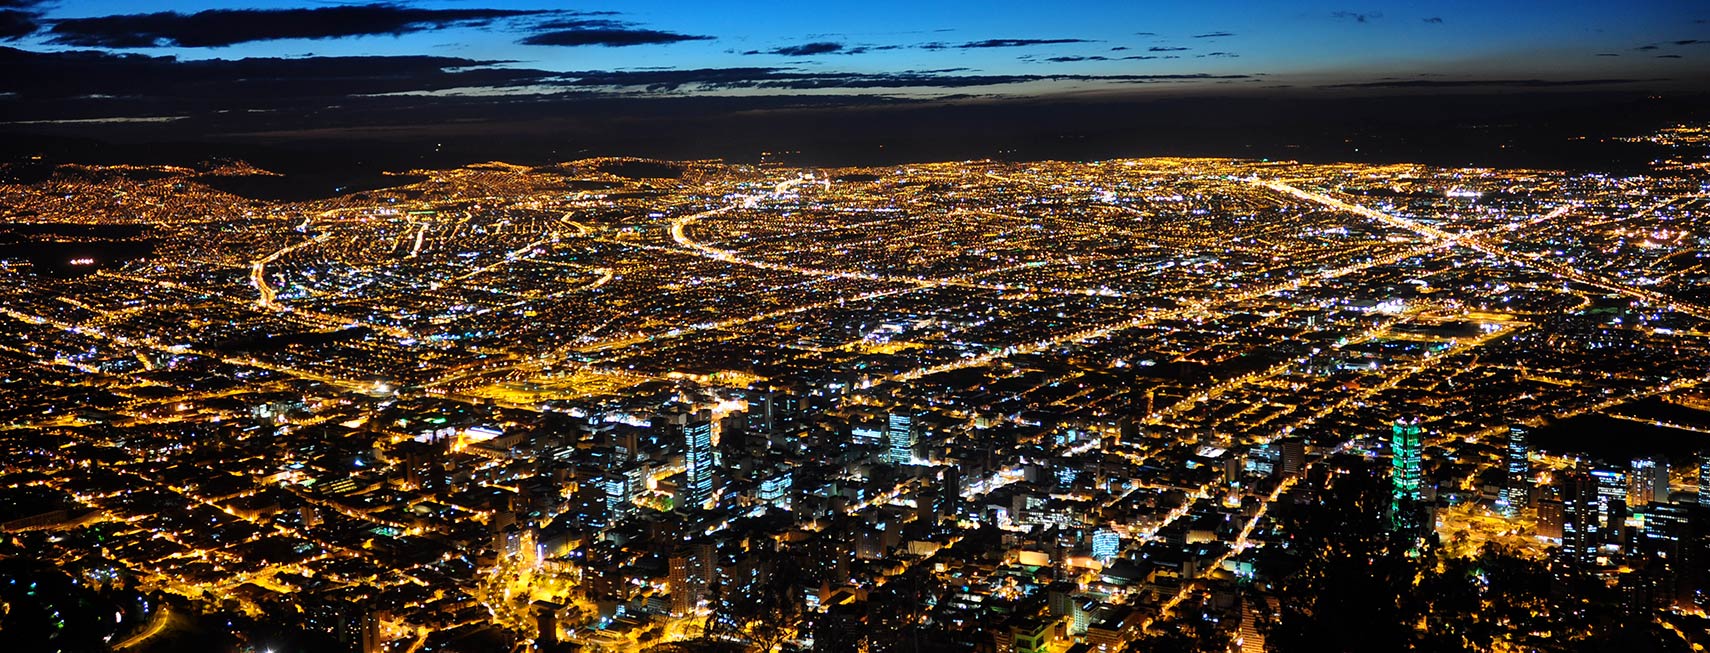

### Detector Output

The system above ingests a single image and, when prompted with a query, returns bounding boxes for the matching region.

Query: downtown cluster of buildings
[2,136,1710,651]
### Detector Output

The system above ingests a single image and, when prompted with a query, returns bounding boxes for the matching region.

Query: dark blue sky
[7,0,1708,98]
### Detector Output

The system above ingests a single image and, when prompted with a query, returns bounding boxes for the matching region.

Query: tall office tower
[1537,498,1565,539]
[1389,419,1425,534]
[937,465,962,520]
[1279,437,1306,477]
[1560,469,1602,566]
[1591,466,1629,535]
[1699,451,1710,498]
[360,608,389,653]
[1500,426,1531,516]
[887,410,918,465]
[680,414,715,512]
[668,542,716,616]
[1630,456,1669,506]
[745,387,775,435]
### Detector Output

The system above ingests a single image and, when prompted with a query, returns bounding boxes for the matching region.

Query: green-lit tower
[1389,418,1424,534]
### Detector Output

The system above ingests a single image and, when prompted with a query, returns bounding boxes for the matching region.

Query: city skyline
[6,3,1710,653]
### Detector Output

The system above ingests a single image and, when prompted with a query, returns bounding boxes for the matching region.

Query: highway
[111,602,171,650]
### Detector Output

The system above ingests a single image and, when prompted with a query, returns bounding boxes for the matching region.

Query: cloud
[1325,78,1647,89]
[521,27,712,47]
[1657,54,1683,59]
[0,0,46,40]
[948,38,1092,49]
[1331,11,1382,23]
[1043,55,1109,62]
[1595,53,1620,57]
[533,17,627,31]
[1636,45,1660,51]
[1149,46,1188,52]
[1,9,36,40]
[0,46,1248,106]
[1199,52,1239,58]
[47,4,548,48]
[1422,17,1444,24]
[552,67,1246,92]
[1192,32,1234,38]
[0,46,559,101]
[763,42,847,56]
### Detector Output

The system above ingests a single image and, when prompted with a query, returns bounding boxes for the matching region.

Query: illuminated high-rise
[1389,418,1425,533]
[681,414,715,512]
[1629,456,1668,506]
[1091,529,1120,561]
[1560,469,1601,566]
[1700,452,1710,497]
[669,542,715,616]
[1590,466,1627,534]
[1499,426,1530,517]
[887,410,918,465]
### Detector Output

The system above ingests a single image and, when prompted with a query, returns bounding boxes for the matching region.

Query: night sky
[1,1,1708,164]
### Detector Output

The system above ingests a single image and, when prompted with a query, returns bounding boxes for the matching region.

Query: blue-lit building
[1499,425,1530,517]
[681,416,715,512]
[604,473,635,523]
[757,467,792,511]
[1091,529,1120,561]
[887,411,918,465]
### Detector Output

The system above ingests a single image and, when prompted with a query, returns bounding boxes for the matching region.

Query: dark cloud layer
[0,9,35,39]
[0,46,1247,109]
[520,28,712,47]
[944,38,1092,49]
[517,15,713,47]
[766,42,846,56]
[0,46,549,102]
[47,4,548,48]
[1192,32,1234,38]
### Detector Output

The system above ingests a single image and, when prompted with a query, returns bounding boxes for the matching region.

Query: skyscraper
[1591,466,1628,535]
[1699,451,1710,498]
[669,542,716,616]
[1500,426,1531,517]
[1279,437,1306,477]
[1537,497,1564,539]
[1560,469,1601,566]
[887,410,918,465]
[1630,456,1669,507]
[681,414,715,512]
[1389,419,1425,534]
